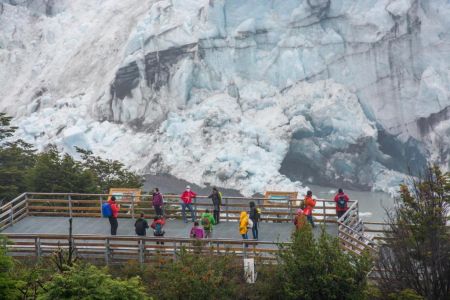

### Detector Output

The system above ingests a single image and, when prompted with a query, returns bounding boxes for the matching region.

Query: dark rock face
[111,61,139,100]
[143,43,196,90]
[110,43,196,101]
[417,106,450,136]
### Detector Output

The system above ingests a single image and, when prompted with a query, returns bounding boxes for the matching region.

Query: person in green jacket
[200,209,216,238]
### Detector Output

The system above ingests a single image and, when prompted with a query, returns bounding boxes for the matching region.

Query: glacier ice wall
[0,0,449,195]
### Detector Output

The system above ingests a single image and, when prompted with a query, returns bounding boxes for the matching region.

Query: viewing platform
[0,192,379,264]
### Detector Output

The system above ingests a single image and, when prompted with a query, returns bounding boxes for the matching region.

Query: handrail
[21,192,346,225]
[0,193,28,231]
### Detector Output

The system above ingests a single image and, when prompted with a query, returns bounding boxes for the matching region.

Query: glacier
[0,0,449,195]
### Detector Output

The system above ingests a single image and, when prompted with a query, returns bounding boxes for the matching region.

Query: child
[151,216,166,245]
[134,213,149,236]
[190,221,205,239]
[201,209,215,238]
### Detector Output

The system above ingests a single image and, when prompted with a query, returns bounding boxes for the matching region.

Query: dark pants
[251,222,258,239]
[154,205,163,216]
[181,203,195,222]
[108,217,118,235]
[213,209,220,224]
[306,215,315,228]
[337,210,347,219]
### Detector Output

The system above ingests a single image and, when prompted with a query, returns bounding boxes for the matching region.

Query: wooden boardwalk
[2,216,338,242]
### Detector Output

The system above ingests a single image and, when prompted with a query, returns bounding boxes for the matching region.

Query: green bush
[38,264,148,300]
[254,225,373,300]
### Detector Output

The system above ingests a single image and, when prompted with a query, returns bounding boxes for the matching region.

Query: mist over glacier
[0,0,449,195]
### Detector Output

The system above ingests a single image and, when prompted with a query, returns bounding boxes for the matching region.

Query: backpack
[218,192,223,205]
[102,203,112,217]
[135,219,147,235]
[256,208,261,221]
[202,215,211,230]
[337,195,346,209]
[247,218,254,229]
[154,223,164,236]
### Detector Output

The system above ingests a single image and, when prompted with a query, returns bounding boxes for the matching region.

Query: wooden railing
[337,200,377,255]
[0,193,28,231]
[0,191,381,260]
[1,233,283,264]
[10,192,351,225]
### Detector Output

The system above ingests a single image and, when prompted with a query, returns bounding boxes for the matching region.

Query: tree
[0,113,36,202]
[0,140,36,202]
[376,165,450,299]
[0,238,20,300]
[254,225,372,300]
[38,264,149,300]
[26,146,97,193]
[0,113,17,142]
[76,147,143,193]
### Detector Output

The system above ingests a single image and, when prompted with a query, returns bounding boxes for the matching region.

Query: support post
[68,195,72,218]
[35,237,41,258]
[104,238,110,265]
[323,200,326,223]
[225,197,229,222]
[9,204,14,227]
[131,195,135,219]
[99,196,103,217]
[139,239,144,265]
[173,241,177,260]
[25,193,29,216]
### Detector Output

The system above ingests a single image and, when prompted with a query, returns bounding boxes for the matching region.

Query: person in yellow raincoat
[239,211,249,240]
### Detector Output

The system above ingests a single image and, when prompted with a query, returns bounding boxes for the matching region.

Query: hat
[297,208,303,215]
[186,185,191,189]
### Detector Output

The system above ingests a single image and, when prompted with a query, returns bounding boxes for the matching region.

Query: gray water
[144,174,396,223]
[308,184,395,222]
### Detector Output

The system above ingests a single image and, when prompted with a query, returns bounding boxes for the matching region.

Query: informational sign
[108,188,142,203]
[264,191,299,207]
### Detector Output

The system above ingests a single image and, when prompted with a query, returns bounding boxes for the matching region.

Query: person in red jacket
[180,185,196,223]
[334,188,350,219]
[108,196,120,235]
[303,191,316,228]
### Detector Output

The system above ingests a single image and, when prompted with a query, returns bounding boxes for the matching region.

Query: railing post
[288,199,293,221]
[225,197,229,222]
[25,193,29,216]
[323,200,326,223]
[104,238,110,265]
[99,196,103,217]
[35,237,41,258]
[193,197,197,220]
[139,239,144,265]
[131,195,135,219]
[68,195,72,218]
[9,204,14,226]
[173,241,177,260]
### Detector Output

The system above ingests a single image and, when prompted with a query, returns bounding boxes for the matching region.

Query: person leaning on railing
[333,188,350,219]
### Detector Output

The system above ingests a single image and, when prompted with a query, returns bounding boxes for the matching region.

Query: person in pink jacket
[180,185,196,223]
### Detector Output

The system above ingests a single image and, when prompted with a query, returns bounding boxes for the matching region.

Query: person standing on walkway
[208,187,222,224]
[239,211,250,240]
[294,208,306,231]
[334,188,350,219]
[190,221,205,239]
[180,185,197,223]
[152,188,164,217]
[108,196,120,235]
[249,201,260,240]
[303,191,316,228]
[135,213,149,236]
[201,209,215,238]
